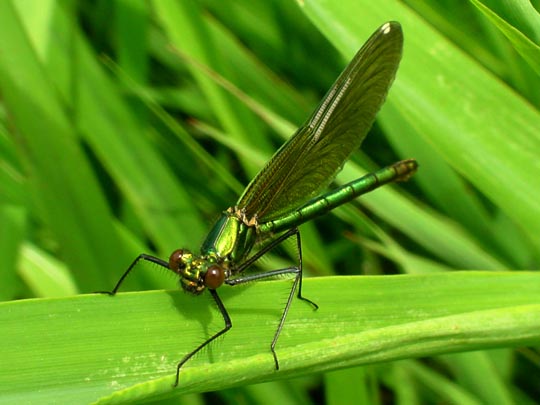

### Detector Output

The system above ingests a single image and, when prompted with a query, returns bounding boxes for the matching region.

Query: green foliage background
[0,0,539,403]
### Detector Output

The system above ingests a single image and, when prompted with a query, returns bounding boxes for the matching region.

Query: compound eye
[204,265,226,289]
[168,249,191,273]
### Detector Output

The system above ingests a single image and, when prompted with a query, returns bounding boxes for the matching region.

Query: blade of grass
[153,0,273,177]
[400,360,481,405]
[300,0,540,253]
[0,271,538,403]
[0,204,25,300]
[0,2,127,289]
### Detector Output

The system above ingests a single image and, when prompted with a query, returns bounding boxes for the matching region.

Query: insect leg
[100,254,169,295]
[173,289,231,387]
[226,228,318,370]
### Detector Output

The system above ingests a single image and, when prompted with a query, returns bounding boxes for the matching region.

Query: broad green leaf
[0,272,538,403]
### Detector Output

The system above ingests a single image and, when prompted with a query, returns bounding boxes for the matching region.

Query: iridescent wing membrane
[237,22,403,222]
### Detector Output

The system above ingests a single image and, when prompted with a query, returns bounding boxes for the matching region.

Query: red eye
[169,249,190,273]
[204,265,225,289]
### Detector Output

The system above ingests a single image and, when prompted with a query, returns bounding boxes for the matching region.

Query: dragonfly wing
[237,22,403,222]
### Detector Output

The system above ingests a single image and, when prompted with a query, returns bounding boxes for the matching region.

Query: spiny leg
[173,289,231,387]
[99,254,169,295]
[270,228,317,369]
[102,254,232,387]
[291,228,318,309]
[236,227,297,273]
[227,228,318,370]
[231,228,317,308]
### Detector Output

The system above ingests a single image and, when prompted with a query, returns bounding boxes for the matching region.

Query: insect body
[106,21,417,387]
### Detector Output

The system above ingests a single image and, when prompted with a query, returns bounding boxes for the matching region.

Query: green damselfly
[106,21,417,386]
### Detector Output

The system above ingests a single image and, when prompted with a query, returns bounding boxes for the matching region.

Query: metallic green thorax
[176,208,258,295]
[201,207,257,262]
